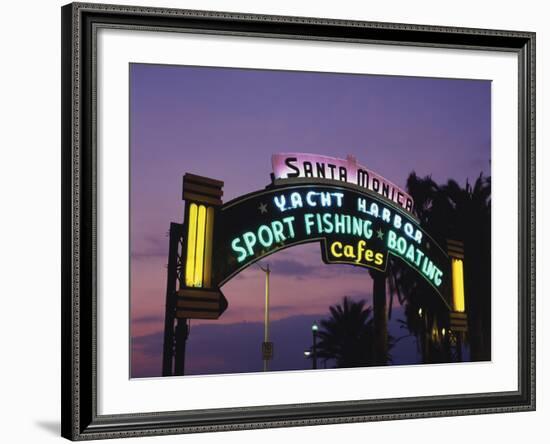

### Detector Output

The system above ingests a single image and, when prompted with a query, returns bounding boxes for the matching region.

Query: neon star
[258,202,268,214]
[376,229,384,240]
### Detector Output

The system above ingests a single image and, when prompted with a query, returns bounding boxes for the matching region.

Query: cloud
[267,259,320,277]
[131,234,169,260]
[132,314,164,324]
[132,313,324,377]
[267,257,368,280]
[133,330,164,358]
[270,304,295,313]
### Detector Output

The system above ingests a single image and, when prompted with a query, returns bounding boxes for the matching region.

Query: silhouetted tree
[391,172,491,362]
[441,174,491,360]
[314,296,393,367]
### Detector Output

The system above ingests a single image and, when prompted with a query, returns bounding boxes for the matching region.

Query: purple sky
[130,63,490,378]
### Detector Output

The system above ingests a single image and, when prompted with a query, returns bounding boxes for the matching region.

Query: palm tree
[440,175,491,361]
[391,172,491,363]
[313,296,392,367]
[389,173,452,363]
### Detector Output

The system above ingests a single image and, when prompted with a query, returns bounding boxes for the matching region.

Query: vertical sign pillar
[162,174,226,377]
[172,174,225,376]
[447,239,467,361]
[372,270,388,365]
[161,222,184,377]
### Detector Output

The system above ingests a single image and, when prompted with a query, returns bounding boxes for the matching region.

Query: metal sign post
[161,222,184,377]
[259,264,272,371]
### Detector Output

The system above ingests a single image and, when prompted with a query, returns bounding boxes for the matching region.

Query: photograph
[129,63,492,378]
[2,0,545,442]
[58,2,536,439]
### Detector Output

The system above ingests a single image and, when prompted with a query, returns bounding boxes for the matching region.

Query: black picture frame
[61,2,536,440]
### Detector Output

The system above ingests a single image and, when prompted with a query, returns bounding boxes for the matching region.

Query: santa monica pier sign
[272,153,415,213]
[175,153,466,320]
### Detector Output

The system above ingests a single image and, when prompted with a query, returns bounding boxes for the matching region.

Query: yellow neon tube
[185,203,198,287]
[203,206,214,288]
[194,205,207,287]
[451,258,465,312]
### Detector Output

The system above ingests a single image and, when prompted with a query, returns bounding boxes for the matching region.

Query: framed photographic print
[61,2,536,440]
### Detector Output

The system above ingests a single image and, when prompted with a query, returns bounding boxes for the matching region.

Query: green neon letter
[306,191,317,207]
[396,236,407,255]
[387,230,397,250]
[393,214,402,230]
[283,216,296,238]
[273,195,286,212]
[363,220,373,239]
[434,268,443,286]
[369,203,379,218]
[242,232,257,256]
[271,220,285,242]
[320,192,331,207]
[405,244,416,262]
[332,192,344,207]
[290,192,303,209]
[415,248,425,266]
[315,214,324,234]
[352,217,363,236]
[258,225,274,248]
[231,238,248,263]
[322,213,334,233]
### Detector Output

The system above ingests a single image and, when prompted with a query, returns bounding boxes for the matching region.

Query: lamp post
[311,321,319,370]
[259,264,271,372]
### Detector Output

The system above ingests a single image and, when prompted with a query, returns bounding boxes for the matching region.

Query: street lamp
[258,264,271,372]
[311,321,319,370]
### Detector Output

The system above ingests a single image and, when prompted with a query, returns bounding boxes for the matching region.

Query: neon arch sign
[176,153,467,319]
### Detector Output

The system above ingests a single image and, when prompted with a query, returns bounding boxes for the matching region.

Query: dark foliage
[391,172,491,362]
[314,296,393,367]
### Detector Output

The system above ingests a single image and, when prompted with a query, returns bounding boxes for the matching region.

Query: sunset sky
[130,63,491,378]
